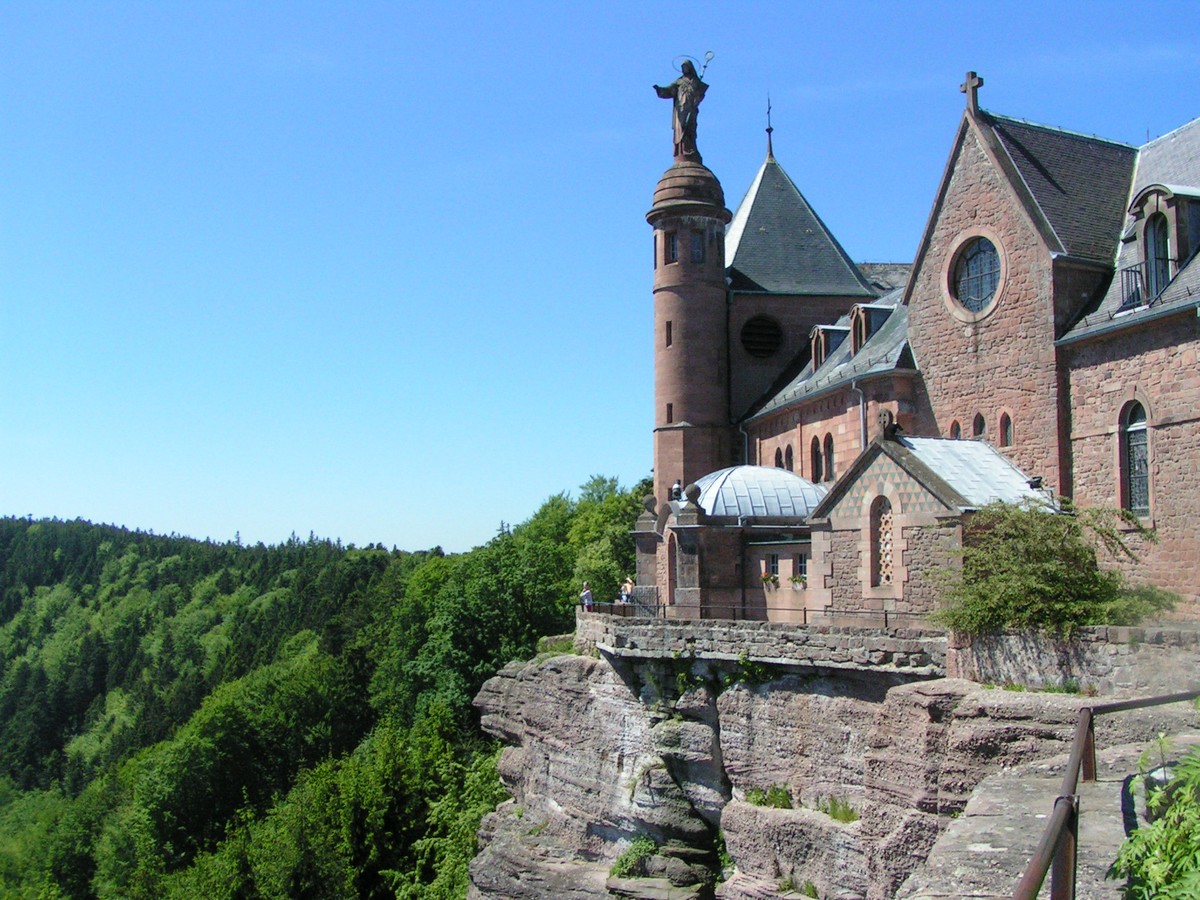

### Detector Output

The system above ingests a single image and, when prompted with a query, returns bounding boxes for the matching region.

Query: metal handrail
[586,601,931,629]
[1013,688,1200,899]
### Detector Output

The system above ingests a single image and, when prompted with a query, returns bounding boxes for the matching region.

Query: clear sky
[2,1,1197,552]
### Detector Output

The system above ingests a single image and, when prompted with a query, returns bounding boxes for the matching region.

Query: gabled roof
[987,114,1136,263]
[810,435,1047,520]
[1062,117,1200,343]
[725,153,874,296]
[746,288,913,421]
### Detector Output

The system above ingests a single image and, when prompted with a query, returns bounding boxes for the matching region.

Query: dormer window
[852,308,868,355]
[810,325,849,368]
[812,329,827,368]
[1146,213,1170,298]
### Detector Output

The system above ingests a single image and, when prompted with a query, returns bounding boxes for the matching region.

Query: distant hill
[0,474,646,899]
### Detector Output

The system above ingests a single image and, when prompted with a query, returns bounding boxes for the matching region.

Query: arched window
[1146,213,1170,298]
[973,414,986,438]
[999,413,1013,447]
[810,436,823,483]
[774,448,784,469]
[1122,402,1149,516]
[823,434,835,481]
[870,496,894,587]
[784,445,794,472]
[949,420,961,440]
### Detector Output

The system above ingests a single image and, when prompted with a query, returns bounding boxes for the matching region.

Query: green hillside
[0,475,647,898]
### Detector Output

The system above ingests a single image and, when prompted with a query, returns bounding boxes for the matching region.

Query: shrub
[1111,745,1200,898]
[931,499,1175,636]
[610,836,657,878]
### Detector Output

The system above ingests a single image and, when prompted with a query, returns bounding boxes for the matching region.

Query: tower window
[1122,402,1149,517]
[823,434,835,481]
[785,445,794,472]
[740,316,784,358]
[949,420,962,440]
[774,448,784,469]
[810,436,823,483]
[665,320,672,348]
[973,414,986,438]
[691,231,705,263]
[665,232,678,264]
[666,403,673,424]
[1000,413,1013,447]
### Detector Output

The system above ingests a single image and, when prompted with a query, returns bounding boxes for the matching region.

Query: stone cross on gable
[960,70,984,115]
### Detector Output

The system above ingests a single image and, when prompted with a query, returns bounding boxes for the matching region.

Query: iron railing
[1013,688,1200,900]
[585,599,931,629]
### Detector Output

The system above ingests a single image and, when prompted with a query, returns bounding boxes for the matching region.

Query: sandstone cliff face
[469,650,1183,900]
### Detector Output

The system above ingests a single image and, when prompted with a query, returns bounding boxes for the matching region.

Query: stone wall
[574,611,946,675]
[906,122,1064,491]
[898,521,959,614]
[947,625,1200,694]
[1065,314,1200,617]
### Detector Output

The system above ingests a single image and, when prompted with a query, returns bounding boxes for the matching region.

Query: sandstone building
[636,72,1200,620]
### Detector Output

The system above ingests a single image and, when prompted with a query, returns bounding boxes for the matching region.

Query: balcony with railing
[1116,258,1172,314]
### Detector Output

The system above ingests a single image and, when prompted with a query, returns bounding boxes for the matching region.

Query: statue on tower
[655,59,708,162]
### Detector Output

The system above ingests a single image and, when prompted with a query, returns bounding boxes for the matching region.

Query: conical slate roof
[725,153,874,296]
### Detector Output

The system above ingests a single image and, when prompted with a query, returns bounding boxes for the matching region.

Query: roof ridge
[985,110,1137,150]
[1141,116,1200,150]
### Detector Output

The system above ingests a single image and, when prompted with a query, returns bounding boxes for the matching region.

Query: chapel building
[634,71,1200,622]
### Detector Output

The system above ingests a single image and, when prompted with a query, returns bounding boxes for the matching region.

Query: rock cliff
[469,645,1192,899]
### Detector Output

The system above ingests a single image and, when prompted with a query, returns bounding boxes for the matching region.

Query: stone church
[634,70,1200,622]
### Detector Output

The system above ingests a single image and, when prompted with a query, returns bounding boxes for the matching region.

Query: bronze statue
[655,59,707,162]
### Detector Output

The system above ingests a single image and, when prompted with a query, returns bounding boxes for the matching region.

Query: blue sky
[2,1,1197,552]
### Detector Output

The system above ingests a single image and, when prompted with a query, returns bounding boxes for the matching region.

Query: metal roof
[898,437,1048,509]
[693,465,828,519]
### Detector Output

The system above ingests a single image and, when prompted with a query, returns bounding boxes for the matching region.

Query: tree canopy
[0,472,648,898]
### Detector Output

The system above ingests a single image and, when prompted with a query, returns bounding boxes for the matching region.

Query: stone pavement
[896,734,1200,899]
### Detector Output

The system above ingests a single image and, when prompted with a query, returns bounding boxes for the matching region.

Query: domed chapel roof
[692,466,827,520]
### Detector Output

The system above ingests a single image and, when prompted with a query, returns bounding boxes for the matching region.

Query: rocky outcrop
[470,650,1196,899]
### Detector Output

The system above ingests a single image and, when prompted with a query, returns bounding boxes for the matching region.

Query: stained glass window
[953,237,1001,312]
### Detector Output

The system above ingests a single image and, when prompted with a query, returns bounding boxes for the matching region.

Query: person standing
[579,581,593,611]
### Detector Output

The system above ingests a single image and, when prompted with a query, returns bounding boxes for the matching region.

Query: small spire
[960,70,984,116]
[765,94,774,160]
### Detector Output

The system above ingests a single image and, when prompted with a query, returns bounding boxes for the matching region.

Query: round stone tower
[647,158,733,506]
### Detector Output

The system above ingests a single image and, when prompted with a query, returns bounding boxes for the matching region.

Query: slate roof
[1062,117,1200,343]
[987,113,1137,263]
[725,154,874,296]
[857,262,912,293]
[693,466,828,519]
[747,288,912,421]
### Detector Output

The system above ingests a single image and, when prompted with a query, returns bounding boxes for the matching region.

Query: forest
[0,475,648,899]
